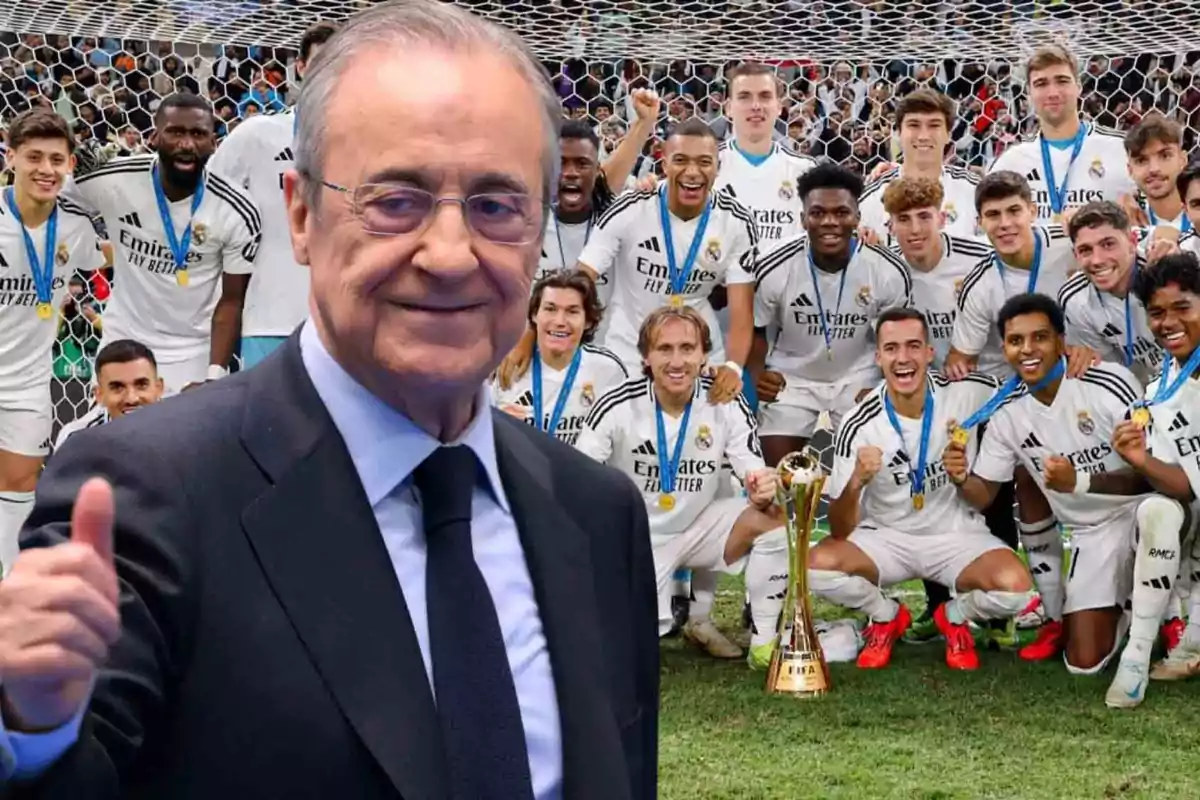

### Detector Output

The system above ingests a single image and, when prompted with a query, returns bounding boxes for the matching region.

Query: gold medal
[36,302,53,320]
[1051,212,1063,225]
[825,348,834,361]
[658,493,676,511]
[951,426,970,446]
[1131,407,1151,428]
[668,295,684,308]
[912,494,925,511]
[176,269,189,287]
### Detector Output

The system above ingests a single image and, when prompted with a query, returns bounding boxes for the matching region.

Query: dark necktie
[414,445,535,800]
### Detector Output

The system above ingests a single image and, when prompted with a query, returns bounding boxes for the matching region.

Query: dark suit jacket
[9,334,658,799]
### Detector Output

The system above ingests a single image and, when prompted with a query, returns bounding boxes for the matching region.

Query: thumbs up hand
[0,478,121,731]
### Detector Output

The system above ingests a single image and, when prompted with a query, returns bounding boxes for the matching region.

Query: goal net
[4,0,1197,498]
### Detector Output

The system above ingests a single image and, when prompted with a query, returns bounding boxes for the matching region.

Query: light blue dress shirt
[0,322,564,798]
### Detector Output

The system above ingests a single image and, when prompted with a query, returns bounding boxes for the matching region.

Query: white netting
[3,0,1197,470]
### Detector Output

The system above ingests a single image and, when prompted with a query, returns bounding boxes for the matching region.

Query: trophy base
[766,648,830,697]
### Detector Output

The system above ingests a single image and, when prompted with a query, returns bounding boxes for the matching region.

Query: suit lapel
[239,335,448,800]
[493,416,632,800]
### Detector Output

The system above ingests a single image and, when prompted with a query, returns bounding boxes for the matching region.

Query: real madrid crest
[856,285,872,308]
[55,242,70,266]
[192,222,207,245]
[695,424,713,450]
[705,238,722,263]
[943,203,958,224]
[580,382,595,408]
[953,278,964,300]
[1077,411,1096,435]
[1088,158,1104,179]
[778,179,794,200]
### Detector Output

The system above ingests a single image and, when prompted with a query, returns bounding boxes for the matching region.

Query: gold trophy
[765,450,832,697]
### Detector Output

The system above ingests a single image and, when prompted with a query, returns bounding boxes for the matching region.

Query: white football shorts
[758,372,877,440]
[1063,509,1137,616]
[0,389,53,457]
[651,497,749,632]
[156,354,210,397]
[849,521,1012,590]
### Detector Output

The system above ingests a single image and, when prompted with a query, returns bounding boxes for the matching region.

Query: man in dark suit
[0,2,659,798]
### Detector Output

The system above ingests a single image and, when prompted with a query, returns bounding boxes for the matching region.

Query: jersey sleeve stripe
[956,256,994,311]
[711,192,759,247]
[945,236,992,258]
[594,190,654,230]
[583,378,649,428]
[834,398,883,458]
[959,372,1002,390]
[1043,224,1068,241]
[1056,271,1092,313]
[207,174,263,233]
[580,343,629,376]
[945,165,982,185]
[75,159,155,184]
[56,196,95,219]
[753,236,807,287]
[868,243,913,298]
[1079,369,1140,407]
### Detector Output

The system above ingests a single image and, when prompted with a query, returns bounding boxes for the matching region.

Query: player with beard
[714,62,816,245]
[988,45,1134,224]
[492,270,628,446]
[747,162,912,467]
[209,21,336,368]
[575,306,787,665]
[944,293,1189,706]
[0,110,107,574]
[50,339,163,454]
[817,308,1034,671]
[65,93,262,395]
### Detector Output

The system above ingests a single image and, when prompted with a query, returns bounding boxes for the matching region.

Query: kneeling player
[815,308,1034,671]
[577,306,787,666]
[944,293,1188,706]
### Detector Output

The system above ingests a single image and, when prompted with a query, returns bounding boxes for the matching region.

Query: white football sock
[745,528,788,648]
[809,568,897,623]
[688,569,717,623]
[1125,497,1186,666]
[946,590,1036,625]
[0,491,35,577]
[1019,518,1064,621]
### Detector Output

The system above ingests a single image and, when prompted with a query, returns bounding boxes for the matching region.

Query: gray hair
[293,0,561,208]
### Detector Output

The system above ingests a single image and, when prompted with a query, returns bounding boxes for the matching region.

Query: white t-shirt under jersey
[714,139,815,244]
[0,196,105,396]
[973,362,1148,529]
[490,343,628,446]
[578,186,758,366]
[66,154,262,364]
[899,233,993,367]
[1057,262,1163,384]
[859,164,983,244]
[952,225,1076,377]
[208,110,306,339]
[830,372,999,536]
[988,123,1135,223]
[753,235,912,385]
[536,174,618,325]
[1145,363,1200,500]
[575,375,763,537]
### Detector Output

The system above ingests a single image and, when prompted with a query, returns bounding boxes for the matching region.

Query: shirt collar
[298,321,510,511]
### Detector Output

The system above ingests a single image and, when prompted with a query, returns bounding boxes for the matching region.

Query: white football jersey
[0,196,105,395]
[974,363,1148,529]
[490,343,628,446]
[1178,230,1200,258]
[714,140,815,244]
[208,110,306,338]
[66,154,262,363]
[51,403,108,456]
[899,233,994,367]
[1144,363,1200,500]
[988,124,1135,223]
[575,375,763,536]
[1057,263,1163,384]
[578,187,757,366]
[952,225,1076,377]
[830,372,999,536]
[859,165,983,244]
[753,235,912,384]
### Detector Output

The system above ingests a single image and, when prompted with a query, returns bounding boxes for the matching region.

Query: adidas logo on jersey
[1101,323,1123,338]
[1021,432,1044,450]
[1142,576,1173,590]
[1026,168,1041,183]
[790,293,815,308]
[637,237,662,253]
[1168,411,1190,432]
[119,212,142,228]
[274,147,295,162]
[0,251,8,268]
[633,440,657,456]
[887,451,909,468]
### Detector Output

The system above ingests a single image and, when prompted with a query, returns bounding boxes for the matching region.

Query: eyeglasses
[315,178,546,245]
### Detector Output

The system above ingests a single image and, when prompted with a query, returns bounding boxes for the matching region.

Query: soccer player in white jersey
[0,110,107,573]
[988,45,1134,224]
[747,162,912,466]
[1125,116,1190,243]
[67,93,263,395]
[882,176,992,366]
[577,118,758,404]
[51,338,163,455]
[944,293,1187,702]
[208,21,336,368]
[948,170,1078,380]
[493,270,627,445]
[816,308,1034,671]
[714,62,816,245]
[576,306,787,665]
[859,90,982,245]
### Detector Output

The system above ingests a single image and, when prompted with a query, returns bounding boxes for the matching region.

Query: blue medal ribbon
[1147,206,1192,234]
[1122,261,1139,367]
[654,389,693,501]
[531,345,582,437]
[1135,345,1200,415]
[993,232,1042,294]
[658,188,711,299]
[807,239,859,357]
[1039,124,1087,216]
[3,186,57,312]
[884,385,934,504]
[151,161,205,278]
[955,357,1066,439]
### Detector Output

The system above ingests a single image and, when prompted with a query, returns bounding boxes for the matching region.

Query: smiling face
[534,286,586,360]
[1002,311,1066,386]
[1129,137,1187,202]
[1072,222,1138,294]
[727,72,781,142]
[1028,62,1080,129]
[802,187,859,260]
[890,204,945,264]
[7,135,74,204]
[663,132,717,214]
[1145,282,1200,362]
[898,111,949,169]
[979,194,1036,258]
[643,315,707,395]
[877,317,934,400]
[95,358,164,418]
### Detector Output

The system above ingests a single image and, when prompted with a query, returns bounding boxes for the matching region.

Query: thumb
[71,477,114,565]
